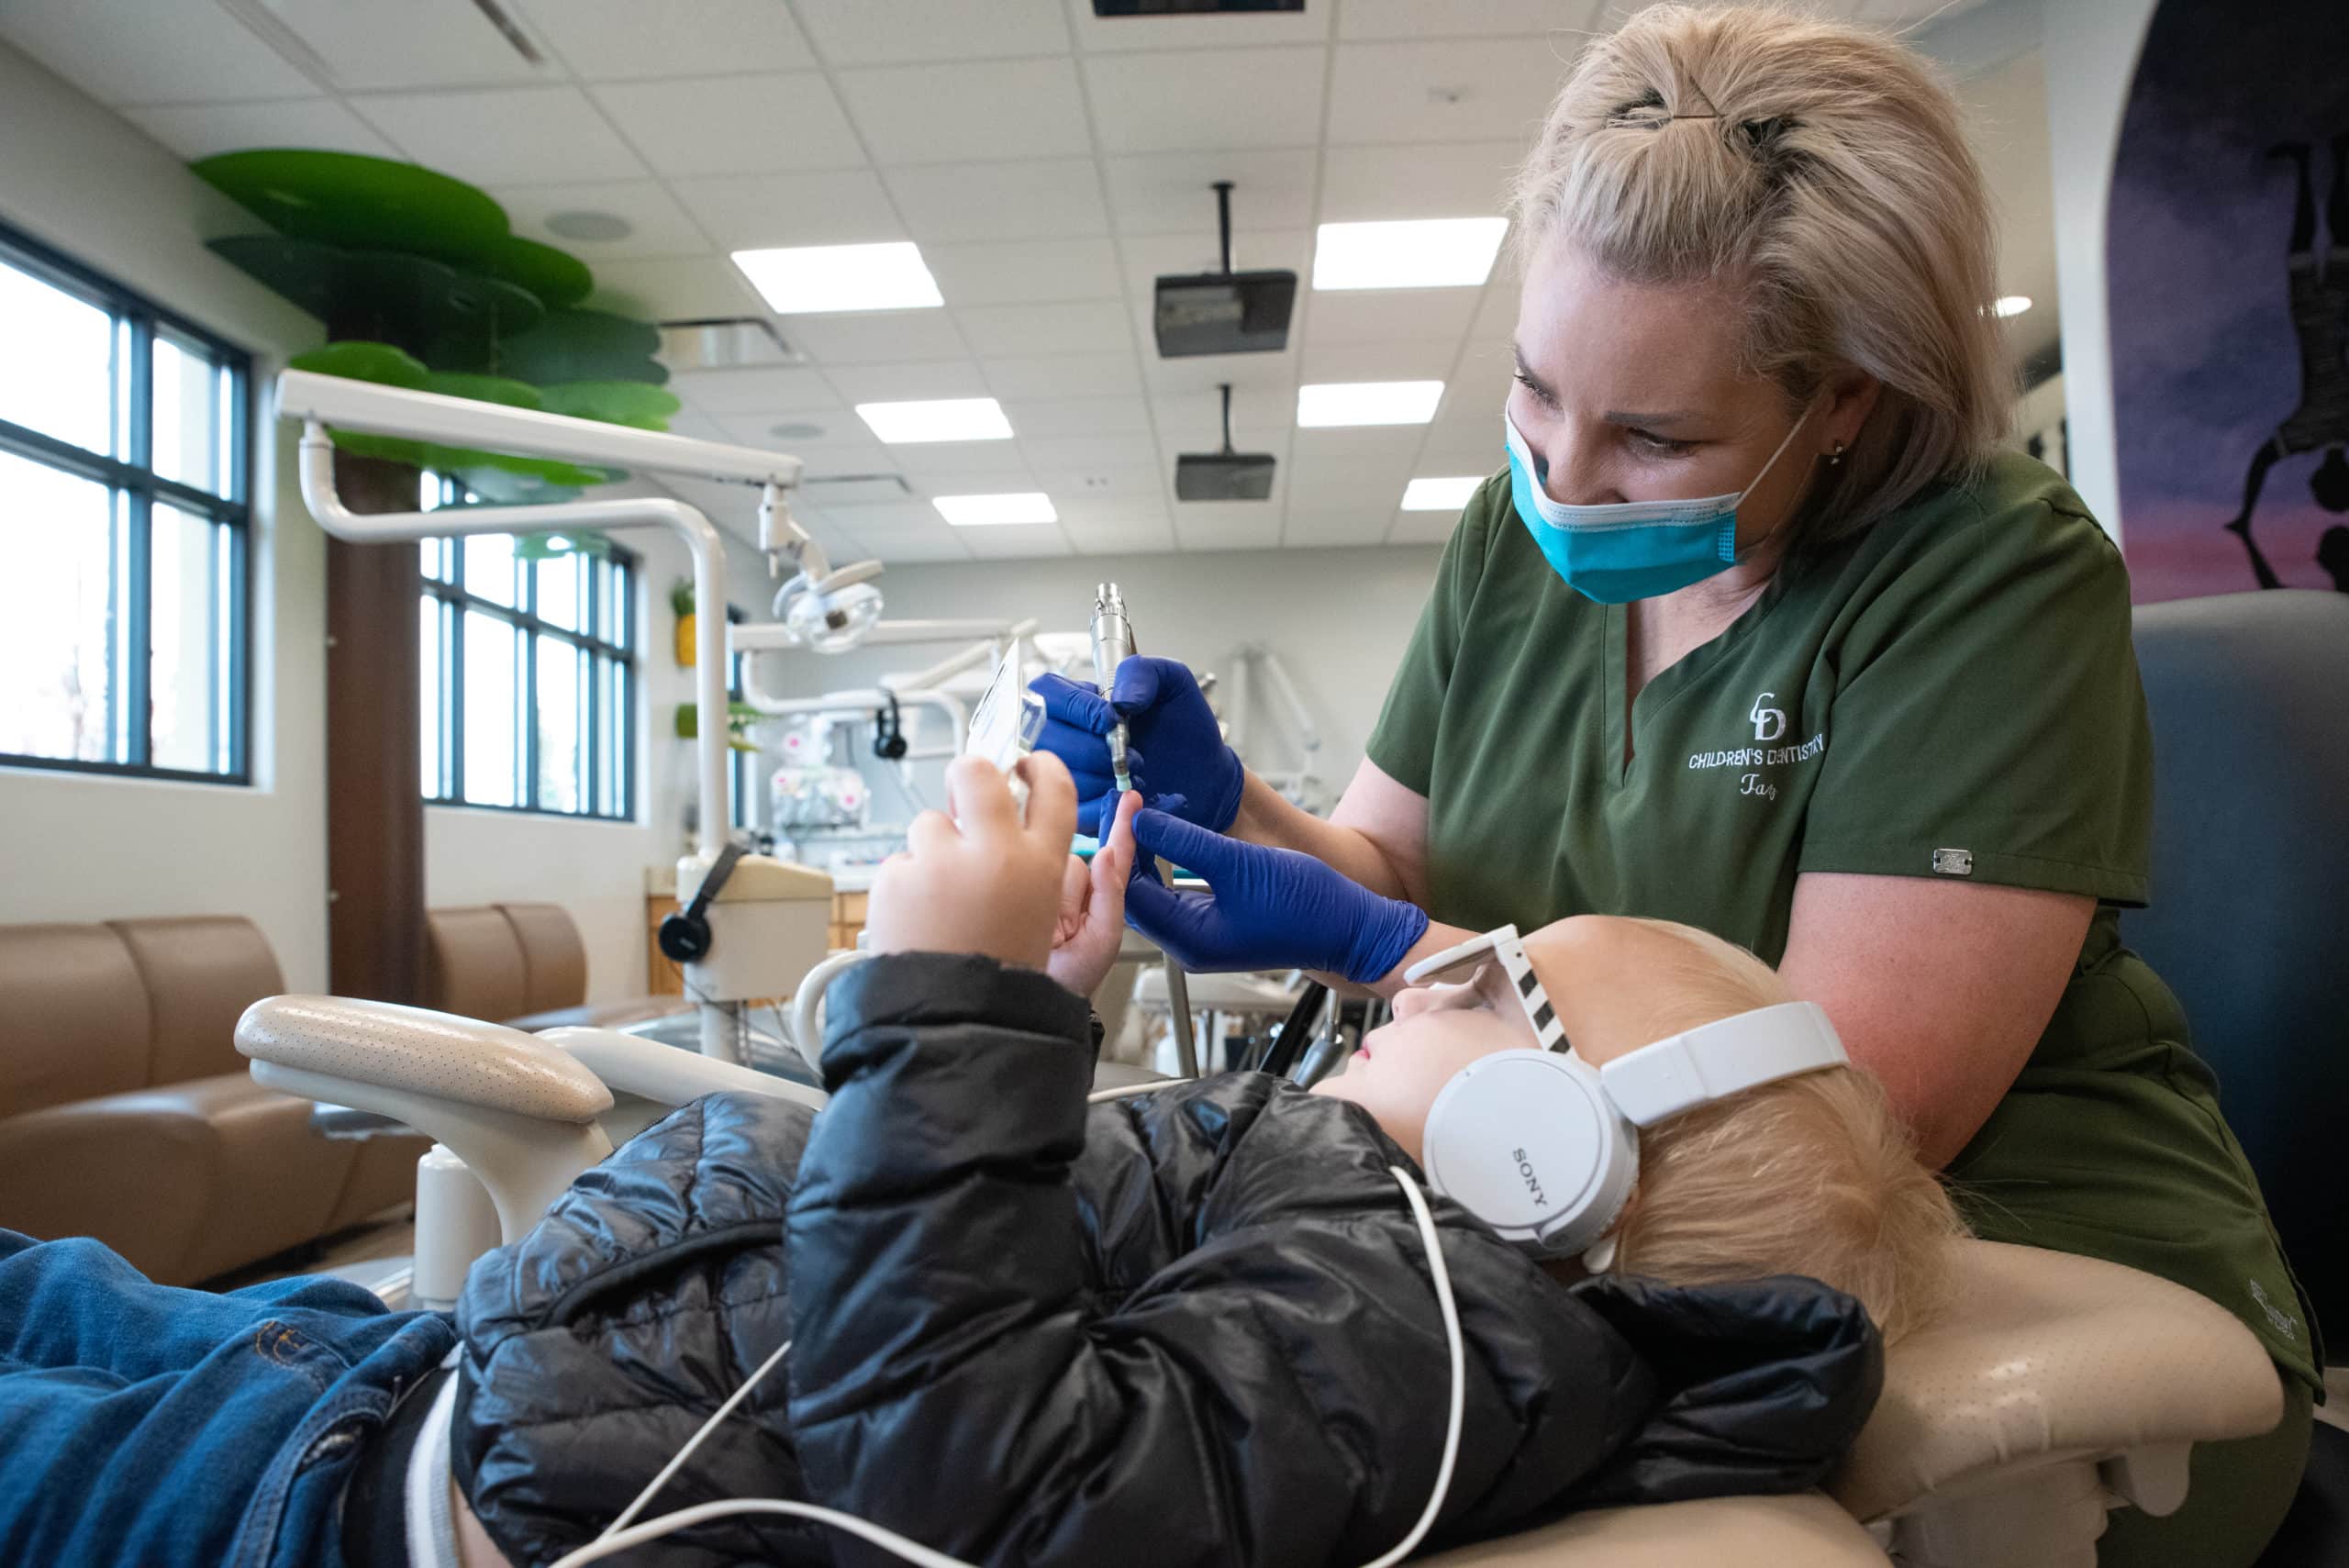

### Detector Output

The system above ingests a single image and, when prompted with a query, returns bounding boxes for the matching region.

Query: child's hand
[1046,790,1141,998]
[866,753,1077,969]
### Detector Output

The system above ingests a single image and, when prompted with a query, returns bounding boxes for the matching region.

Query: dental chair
[238,997,2283,1566]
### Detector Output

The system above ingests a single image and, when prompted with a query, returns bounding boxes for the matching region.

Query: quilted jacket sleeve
[786,953,1876,1568]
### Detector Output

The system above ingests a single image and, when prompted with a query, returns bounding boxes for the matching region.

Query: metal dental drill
[1090,584,1137,795]
[1089,584,1198,1079]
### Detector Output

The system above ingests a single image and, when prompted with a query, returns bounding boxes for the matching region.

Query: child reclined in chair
[0,754,1960,1568]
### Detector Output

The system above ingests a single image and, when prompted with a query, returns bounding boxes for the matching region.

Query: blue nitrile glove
[1124,810,1429,984]
[1029,657,1244,838]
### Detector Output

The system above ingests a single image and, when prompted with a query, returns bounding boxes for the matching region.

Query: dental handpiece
[1089,583,1136,794]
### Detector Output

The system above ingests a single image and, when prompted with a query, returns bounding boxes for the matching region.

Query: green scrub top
[1367,450,2321,1393]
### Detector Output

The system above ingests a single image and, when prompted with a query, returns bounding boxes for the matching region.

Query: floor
[201,1207,417,1297]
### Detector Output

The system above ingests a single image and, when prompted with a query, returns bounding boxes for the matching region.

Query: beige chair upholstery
[1426,1494,1887,1565]
[425,900,686,1032]
[0,917,424,1285]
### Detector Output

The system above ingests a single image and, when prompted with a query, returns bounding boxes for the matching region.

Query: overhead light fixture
[731,241,943,314]
[1993,295,2033,318]
[855,398,1013,444]
[1401,475,1484,511]
[934,492,1057,526]
[1312,218,1508,291]
[1297,381,1444,428]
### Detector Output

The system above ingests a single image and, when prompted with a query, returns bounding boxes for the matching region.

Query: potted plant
[671,578,696,667]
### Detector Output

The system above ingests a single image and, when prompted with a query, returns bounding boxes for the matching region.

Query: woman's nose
[1534,428,1617,506]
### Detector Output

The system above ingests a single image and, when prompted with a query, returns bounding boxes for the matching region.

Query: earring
[1827,440,1847,468]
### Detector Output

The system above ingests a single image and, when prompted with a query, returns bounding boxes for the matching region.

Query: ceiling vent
[800,474,915,505]
[658,317,806,372]
[1153,182,1296,359]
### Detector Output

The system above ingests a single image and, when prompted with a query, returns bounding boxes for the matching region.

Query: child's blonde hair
[1599,921,1964,1346]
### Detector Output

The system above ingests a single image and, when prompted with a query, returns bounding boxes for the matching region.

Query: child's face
[1310,967,1537,1162]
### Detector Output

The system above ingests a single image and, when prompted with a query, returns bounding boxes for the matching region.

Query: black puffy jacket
[453,953,1882,1567]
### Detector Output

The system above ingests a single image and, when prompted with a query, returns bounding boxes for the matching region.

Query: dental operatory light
[933,492,1057,526]
[731,241,944,314]
[1311,218,1509,291]
[855,397,1014,444]
[1402,476,1484,510]
[777,564,885,652]
[1993,295,2033,317]
[1297,380,1445,428]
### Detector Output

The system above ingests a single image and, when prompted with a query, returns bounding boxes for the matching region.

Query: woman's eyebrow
[1600,408,1704,428]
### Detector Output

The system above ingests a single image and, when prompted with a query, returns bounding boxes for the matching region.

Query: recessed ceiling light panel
[1312,218,1508,291]
[854,398,1014,444]
[1297,381,1445,428]
[1401,475,1485,510]
[732,241,944,314]
[934,492,1057,526]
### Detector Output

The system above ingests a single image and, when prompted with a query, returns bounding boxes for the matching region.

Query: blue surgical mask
[1503,406,1811,604]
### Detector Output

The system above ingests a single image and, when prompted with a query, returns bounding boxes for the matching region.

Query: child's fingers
[1059,852,1089,922]
[1015,751,1078,844]
[944,756,1018,832]
[907,809,959,856]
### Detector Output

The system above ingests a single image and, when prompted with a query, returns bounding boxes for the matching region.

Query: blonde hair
[1508,4,2012,542]
[1602,921,1965,1346]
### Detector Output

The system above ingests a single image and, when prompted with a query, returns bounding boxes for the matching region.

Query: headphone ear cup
[1419,1051,1636,1259]
[657,910,712,963]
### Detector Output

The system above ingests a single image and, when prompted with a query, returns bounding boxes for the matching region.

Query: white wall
[0,39,332,988]
[751,544,1446,825]
[2044,0,2161,536]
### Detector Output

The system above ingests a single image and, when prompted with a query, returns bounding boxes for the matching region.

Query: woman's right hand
[1029,656,1245,838]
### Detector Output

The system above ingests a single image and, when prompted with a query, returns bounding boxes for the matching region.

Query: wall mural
[2109,0,2349,601]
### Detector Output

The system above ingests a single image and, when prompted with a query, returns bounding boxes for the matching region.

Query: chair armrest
[237,995,616,1242]
[534,1025,828,1128]
[1831,1240,2284,1527]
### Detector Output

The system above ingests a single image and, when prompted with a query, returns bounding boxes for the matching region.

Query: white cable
[548,1168,1463,1568]
[596,1336,794,1541]
[1086,1080,1175,1103]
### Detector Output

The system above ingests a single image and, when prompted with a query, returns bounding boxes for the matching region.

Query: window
[0,220,250,781]
[420,520,637,819]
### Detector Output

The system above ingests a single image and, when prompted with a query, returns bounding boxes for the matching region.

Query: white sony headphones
[1408,925,1848,1265]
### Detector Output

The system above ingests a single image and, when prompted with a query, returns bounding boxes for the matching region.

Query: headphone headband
[1598,1001,1846,1127]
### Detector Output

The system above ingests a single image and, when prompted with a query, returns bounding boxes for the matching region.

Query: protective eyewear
[1402,925,1570,1055]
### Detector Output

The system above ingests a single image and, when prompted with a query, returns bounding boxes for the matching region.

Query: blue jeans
[0,1229,456,1568]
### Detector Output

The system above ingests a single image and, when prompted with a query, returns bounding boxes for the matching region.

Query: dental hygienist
[1032,7,2316,1563]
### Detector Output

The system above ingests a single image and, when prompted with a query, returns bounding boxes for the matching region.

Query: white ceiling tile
[1068,0,1330,52]
[766,437,899,479]
[959,522,1074,559]
[823,359,992,403]
[591,73,863,178]
[351,85,645,184]
[670,170,904,250]
[1386,510,1461,544]
[1302,287,1481,346]
[1296,338,1457,384]
[998,396,1154,439]
[1021,432,1163,471]
[891,439,1038,478]
[982,351,1142,402]
[1066,520,1178,555]
[591,255,767,319]
[257,0,549,91]
[0,0,319,105]
[1413,419,1503,473]
[662,410,732,443]
[1138,339,1303,399]
[1286,441,1415,500]
[785,309,972,365]
[955,301,1132,359]
[838,59,1091,165]
[1082,48,1327,154]
[794,0,1071,64]
[1031,465,1167,513]
[1327,39,1565,146]
[511,0,815,79]
[671,366,842,414]
[658,475,764,536]
[1290,424,1431,463]
[1283,506,1395,547]
[923,239,1123,305]
[1470,283,1520,339]
[1338,0,1609,40]
[1150,384,1294,450]
[840,518,974,562]
[885,161,1109,244]
[1101,149,1317,236]
[1317,141,1521,221]
[1172,508,1284,551]
[124,98,395,161]
[492,179,709,260]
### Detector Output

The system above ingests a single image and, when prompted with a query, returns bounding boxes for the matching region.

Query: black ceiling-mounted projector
[1153,181,1296,359]
[1176,383,1276,502]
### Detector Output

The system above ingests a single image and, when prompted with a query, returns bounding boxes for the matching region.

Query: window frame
[420,522,640,823]
[0,215,252,784]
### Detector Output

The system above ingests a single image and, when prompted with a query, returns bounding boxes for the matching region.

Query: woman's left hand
[1047,791,1141,998]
